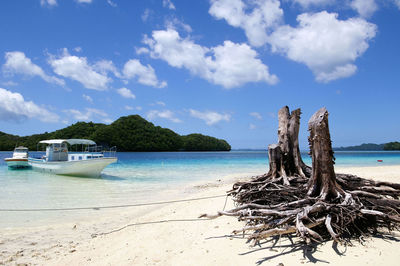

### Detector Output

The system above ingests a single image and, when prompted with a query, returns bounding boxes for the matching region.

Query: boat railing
[83,145,117,158]
[103,146,117,158]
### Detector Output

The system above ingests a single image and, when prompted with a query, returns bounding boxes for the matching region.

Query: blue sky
[0,0,399,149]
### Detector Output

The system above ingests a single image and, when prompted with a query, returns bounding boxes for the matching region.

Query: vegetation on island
[334,142,400,151]
[384,142,400,150]
[0,115,231,152]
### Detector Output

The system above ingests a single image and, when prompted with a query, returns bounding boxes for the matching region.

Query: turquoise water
[1,151,400,228]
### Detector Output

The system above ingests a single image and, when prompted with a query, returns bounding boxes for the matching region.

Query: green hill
[333,142,400,151]
[0,115,231,152]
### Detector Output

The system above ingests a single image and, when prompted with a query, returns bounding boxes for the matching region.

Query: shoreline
[1,165,400,265]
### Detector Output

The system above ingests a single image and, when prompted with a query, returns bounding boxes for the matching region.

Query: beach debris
[200,106,400,246]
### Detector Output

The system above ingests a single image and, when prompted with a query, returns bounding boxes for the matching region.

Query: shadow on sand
[206,231,400,265]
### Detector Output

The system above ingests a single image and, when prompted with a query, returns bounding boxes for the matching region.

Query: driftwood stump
[200,106,400,245]
[267,107,311,185]
[307,107,343,200]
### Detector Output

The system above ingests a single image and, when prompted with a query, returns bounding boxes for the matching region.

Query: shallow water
[1,150,399,228]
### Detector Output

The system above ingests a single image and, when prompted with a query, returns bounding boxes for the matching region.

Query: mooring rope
[0,194,227,212]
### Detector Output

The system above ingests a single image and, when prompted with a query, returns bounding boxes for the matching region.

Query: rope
[0,194,227,212]
[91,195,232,238]
[91,219,209,238]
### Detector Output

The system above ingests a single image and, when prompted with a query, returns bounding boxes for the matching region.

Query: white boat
[28,139,117,177]
[4,146,30,169]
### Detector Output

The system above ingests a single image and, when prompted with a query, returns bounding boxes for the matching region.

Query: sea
[1,150,400,228]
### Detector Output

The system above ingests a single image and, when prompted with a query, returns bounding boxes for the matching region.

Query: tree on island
[201,106,400,246]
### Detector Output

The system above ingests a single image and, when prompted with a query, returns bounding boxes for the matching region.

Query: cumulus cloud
[122,59,167,88]
[3,51,65,86]
[209,0,283,47]
[107,0,117,7]
[48,49,111,90]
[147,109,182,123]
[64,107,110,122]
[249,123,256,130]
[0,87,59,122]
[40,0,57,6]
[350,0,378,18]
[250,112,262,120]
[268,11,377,82]
[163,0,176,10]
[291,0,333,8]
[94,59,121,78]
[117,87,136,99]
[143,28,277,88]
[82,94,93,103]
[76,0,92,3]
[189,109,230,126]
[165,17,192,33]
[142,9,152,22]
[395,0,400,9]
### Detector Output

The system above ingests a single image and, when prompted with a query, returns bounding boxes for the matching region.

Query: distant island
[333,142,400,151]
[0,115,231,152]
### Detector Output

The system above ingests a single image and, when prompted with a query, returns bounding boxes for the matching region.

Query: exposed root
[201,172,400,244]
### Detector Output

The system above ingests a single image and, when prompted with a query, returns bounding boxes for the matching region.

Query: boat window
[71,156,75,160]
[79,156,82,160]
[87,156,92,159]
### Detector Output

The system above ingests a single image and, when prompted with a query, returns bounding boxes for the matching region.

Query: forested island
[0,115,231,152]
[334,142,400,151]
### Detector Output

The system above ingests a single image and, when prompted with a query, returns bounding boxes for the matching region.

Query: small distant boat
[377,160,383,162]
[4,146,30,169]
[28,139,117,177]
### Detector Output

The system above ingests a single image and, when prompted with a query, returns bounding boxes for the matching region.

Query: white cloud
[189,109,230,126]
[165,17,192,33]
[125,105,133,110]
[2,81,18,87]
[40,0,57,6]
[74,47,82,53]
[0,87,59,122]
[142,9,152,22]
[249,123,256,130]
[48,49,111,90]
[117,87,136,99]
[250,112,262,120]
[292,0,333,8]
[147,109,182,123]
[3,51,65,86]
[209,0,283,47]
[135,47,150,55]
[144,28,277,88]
[395,0,400,9]
[94,59,121,78]
[268,11,377,82]
[350,0,378,18]
[107,0,117,7]
[122,59,167,88]
[76,0,92,3]
[163,0,176,10]
[82,94,93,103]
[65,107,109,122]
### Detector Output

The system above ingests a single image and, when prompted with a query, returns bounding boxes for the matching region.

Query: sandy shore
[1,165,400,265]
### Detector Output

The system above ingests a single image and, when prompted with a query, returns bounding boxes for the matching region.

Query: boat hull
[28,157,117,177]
[4,158,30,169]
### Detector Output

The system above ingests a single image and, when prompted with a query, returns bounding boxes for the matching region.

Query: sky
[0,0,399,149]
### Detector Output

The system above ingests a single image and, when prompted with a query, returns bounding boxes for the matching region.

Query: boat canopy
[39,139,96,145]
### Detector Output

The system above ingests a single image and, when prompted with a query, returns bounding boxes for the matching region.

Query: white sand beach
[1,165,400,265]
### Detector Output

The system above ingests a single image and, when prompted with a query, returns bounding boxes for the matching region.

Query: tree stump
[267,106,311,185]
[200,106,400,246]
[307,107,344,200]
